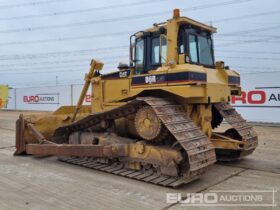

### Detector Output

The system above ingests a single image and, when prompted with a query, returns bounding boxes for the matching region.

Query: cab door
[131,33,168,88]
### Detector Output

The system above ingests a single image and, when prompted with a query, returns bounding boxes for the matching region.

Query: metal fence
[3,72,280,123]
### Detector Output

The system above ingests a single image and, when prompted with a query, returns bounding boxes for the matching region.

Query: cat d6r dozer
[15,9,258,187]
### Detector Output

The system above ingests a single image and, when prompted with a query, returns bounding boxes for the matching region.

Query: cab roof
[135,11,217,37]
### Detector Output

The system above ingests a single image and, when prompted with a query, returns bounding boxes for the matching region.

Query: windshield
[188,34,214,67]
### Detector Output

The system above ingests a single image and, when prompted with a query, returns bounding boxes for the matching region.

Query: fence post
[14,88,17,110]
[70,84,73,105]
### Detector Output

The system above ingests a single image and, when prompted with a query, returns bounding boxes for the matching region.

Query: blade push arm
[72,59,103,122]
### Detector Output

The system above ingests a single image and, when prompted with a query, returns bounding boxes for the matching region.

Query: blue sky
[0,0,279,87]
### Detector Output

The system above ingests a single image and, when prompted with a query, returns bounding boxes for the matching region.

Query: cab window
[151,36,167,65]
[135,38,144,74]
[151,37,160,64]
[198,36,214,66]
[189,34,198,63]
[161,36,167,63]
[178,29,185,54]
[188,34,214,67]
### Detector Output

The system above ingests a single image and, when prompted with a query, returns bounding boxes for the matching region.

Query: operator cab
[178,26,215,68]
[130,10,216,74]
[133,30,167,75]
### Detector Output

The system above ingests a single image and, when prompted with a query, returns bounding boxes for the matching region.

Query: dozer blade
[15,115,124,158]
[14,105,92,155]
[212,102,258,161]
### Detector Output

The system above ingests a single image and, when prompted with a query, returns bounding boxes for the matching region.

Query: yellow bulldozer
[15,9,258,187]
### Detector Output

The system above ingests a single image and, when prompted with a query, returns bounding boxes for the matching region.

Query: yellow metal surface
[23,110,90,143]
[0,85,8,108]
[72,59,104,121]
[53,105,91,115]
[144,14,216,34]
[91,76,103,112]
[128,142,182,164]
[211,133,245,150]
[166,15,179,65]
[134,106,162,140]
[103,79,130,102]
[211,139,244,150]
[126,142,182,176]
[92,66,240,111]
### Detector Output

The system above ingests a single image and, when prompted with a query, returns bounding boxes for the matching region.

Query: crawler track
[54,97,216,186]
[59,156,191,187]
[214,102,258,161]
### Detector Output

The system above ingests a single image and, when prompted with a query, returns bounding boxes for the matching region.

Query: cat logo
[145,75,156,84]
[119,71,128,78]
